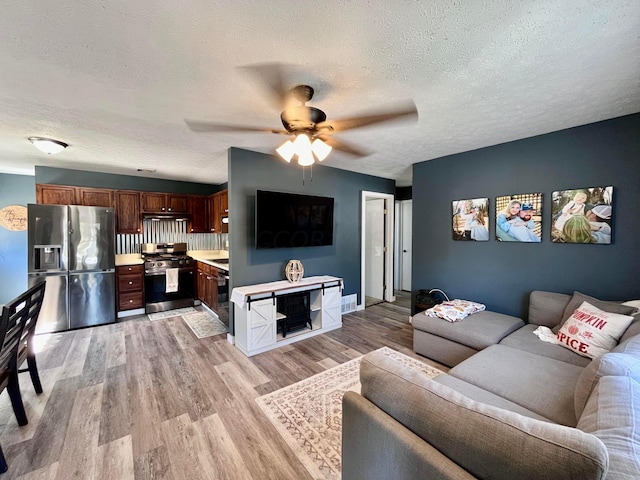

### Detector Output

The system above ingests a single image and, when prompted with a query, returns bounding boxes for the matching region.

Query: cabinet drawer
[118,292,144,311]
[117,264,144,275]
[118,274,143,292]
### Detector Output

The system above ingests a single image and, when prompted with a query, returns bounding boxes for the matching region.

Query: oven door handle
[145,269,194,276]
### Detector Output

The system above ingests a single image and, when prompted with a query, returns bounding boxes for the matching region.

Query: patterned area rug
[148,306,196,321]
[255,346,444,480]
[181,311,228,339]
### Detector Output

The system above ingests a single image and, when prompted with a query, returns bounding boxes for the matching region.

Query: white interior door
[400,200,412,291]
[365,198,385,301]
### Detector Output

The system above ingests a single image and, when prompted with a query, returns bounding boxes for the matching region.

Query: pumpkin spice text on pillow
[557,301,635,358]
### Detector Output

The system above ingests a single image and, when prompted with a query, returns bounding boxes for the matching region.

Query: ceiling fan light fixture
[293,134,315,166]
[276,140,296,162]
[311,138,332,162]
[28,137,68,155]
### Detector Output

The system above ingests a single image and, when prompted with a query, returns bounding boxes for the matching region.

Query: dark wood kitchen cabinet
[116,264,145,311]
[141,192,188,213]
[188,195,209,233]
[208,189,228,233]
[115,190,141,234]
[77,187,114,207]
[197,262,218,312]
[36,184,77,205]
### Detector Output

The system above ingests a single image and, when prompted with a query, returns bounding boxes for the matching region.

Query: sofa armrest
[342,391,475,480]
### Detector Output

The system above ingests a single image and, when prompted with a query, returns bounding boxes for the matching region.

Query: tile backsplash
[116,219,228,254]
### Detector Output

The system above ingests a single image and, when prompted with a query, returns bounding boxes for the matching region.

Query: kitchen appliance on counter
[142,242,195,314]
[28,204,116,334]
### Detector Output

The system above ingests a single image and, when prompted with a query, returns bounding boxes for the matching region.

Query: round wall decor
[0,205,28,231]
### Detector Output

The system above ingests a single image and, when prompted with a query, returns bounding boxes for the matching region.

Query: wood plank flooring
[0,292,446,479]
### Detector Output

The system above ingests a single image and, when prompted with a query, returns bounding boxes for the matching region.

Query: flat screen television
[256,190,334,249]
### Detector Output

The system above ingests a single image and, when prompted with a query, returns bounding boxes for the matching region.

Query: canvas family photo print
[551,186,613,244]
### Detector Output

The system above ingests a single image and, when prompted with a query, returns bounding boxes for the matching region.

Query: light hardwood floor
[0,291,445,479]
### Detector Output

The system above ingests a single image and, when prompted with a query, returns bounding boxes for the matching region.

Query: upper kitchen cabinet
[77,187,114,207]
[141,192,188,213]
[115,190,141,234]
[36,184,77,205]
[208,189,228,233]
[188,195,208,233]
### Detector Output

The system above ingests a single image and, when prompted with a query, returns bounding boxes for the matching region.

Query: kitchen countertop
[115,250,230,269]
[115,254,144,266]
[189,250,229,271]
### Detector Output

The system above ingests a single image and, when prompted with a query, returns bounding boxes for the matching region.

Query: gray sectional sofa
[342,291,640,480]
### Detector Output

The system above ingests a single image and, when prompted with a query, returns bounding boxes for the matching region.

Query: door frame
[360,191,395,310]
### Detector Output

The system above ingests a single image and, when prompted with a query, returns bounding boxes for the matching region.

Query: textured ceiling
[1,1,638,187]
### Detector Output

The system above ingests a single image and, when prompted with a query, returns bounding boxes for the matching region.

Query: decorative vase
[285,260,304,283]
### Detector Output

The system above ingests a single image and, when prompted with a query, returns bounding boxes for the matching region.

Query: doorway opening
[361,191,395,310]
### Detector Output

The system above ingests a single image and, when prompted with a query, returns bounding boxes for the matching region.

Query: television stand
[231,276,343,356]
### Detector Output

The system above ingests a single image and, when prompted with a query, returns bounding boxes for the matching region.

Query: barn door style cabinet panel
[232,276,343,356]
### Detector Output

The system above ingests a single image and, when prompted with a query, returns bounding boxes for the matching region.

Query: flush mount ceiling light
[28,137,68,155]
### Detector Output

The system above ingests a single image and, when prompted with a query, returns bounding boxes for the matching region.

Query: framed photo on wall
[495,193,543,242]
[551,186,613,244]
[452,198,489,241]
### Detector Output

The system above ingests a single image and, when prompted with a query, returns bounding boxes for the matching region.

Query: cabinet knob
[129,300,133,303]
[168,208,172,211]
[128,267,132,271]
[161,207,165,211]
[128,281,133,285]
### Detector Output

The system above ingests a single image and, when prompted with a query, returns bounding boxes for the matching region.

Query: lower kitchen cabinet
[197,262,218,312]
[116,264,144,312]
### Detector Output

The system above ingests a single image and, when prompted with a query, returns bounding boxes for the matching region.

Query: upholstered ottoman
[412,310,525,367]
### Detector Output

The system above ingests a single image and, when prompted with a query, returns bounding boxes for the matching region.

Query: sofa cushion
[556,301,635,359]
[359,350,608,480]
[499,324,592,367]
[577,375,640,479]
[574,353,640,418]
[554,291,636,333]
[528,290,571,328]
[619,313,640,344]
[448,344,584,426]
[433,374,552,422]
[412,310,524,351]
[612,334,640,355]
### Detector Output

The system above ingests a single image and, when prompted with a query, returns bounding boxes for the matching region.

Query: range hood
[142,213,191,221]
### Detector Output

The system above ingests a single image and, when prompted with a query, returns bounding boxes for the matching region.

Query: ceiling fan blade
[237,62,293,110]
[185,119,288,135]
[317,101,418,133]
[318,135,368,157]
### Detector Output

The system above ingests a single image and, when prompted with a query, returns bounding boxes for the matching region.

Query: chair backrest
[0,282,46,386]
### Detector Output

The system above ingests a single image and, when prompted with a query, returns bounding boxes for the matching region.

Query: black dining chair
[0,281,46,473]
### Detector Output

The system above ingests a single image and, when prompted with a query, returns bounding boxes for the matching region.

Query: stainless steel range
[142,242,195,314]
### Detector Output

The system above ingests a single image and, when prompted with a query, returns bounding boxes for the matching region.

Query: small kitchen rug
[148,307,197,321]
[255,346,444,480]
[182,311,228,339]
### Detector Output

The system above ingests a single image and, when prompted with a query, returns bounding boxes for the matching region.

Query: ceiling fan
[185,63,418,166]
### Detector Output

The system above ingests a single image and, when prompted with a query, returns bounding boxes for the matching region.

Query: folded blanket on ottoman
[425,299,486,322]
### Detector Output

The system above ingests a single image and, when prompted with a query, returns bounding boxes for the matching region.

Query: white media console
[230,276,343,357]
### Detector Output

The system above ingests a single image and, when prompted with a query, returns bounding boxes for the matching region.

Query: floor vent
[341,294,358,314]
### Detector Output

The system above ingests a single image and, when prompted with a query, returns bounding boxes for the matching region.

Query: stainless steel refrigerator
[28,204,116,334]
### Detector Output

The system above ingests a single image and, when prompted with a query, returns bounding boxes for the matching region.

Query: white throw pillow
[557,301,635,359]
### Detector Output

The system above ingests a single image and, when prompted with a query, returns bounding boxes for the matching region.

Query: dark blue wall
[36,166,224,194]
[228,148,395,333]
[0,174,35,303]
[412,113,640,319]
